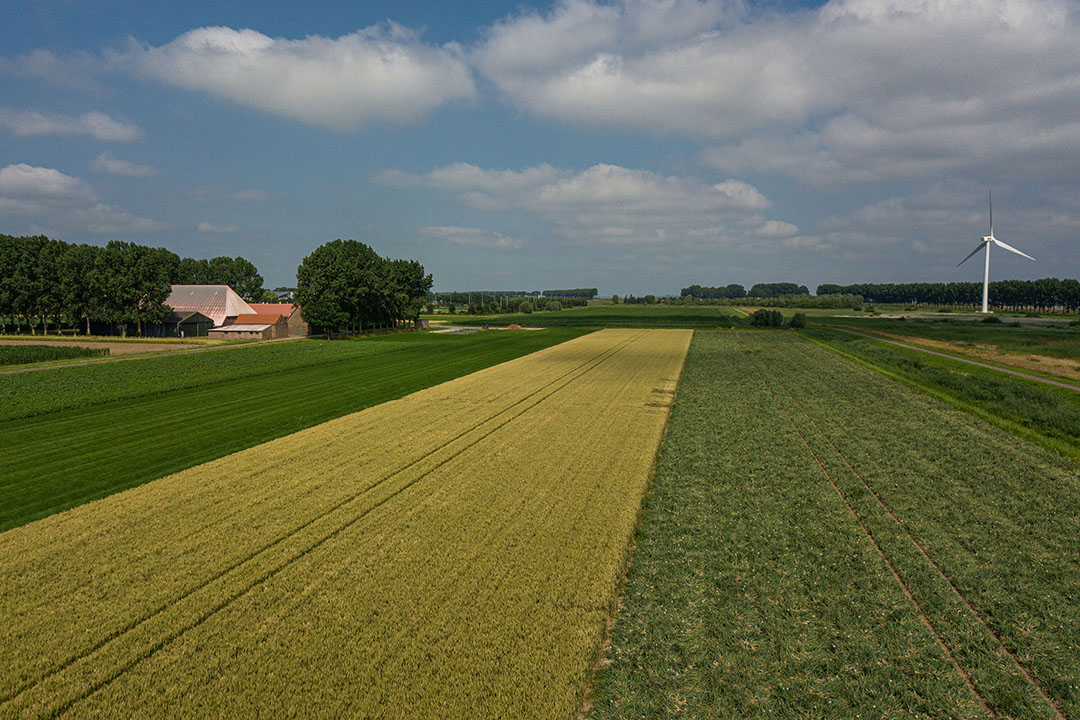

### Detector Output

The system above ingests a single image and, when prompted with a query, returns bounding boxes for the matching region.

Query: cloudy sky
[2,0,1078,294]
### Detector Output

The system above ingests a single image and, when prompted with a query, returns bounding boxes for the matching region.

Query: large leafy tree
[296,240,432,336]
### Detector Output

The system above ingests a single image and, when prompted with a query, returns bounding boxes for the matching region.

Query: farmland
[450,304,740,328]
[0,329,691,719]
[589,331,1079,719]
[0,329,586,531]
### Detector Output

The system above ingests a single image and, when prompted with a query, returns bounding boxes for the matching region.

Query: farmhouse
[207,313,288,341]
[167,285,254,328]
[248,303,311,336]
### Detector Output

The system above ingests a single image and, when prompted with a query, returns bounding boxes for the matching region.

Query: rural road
[833,328,1080,393]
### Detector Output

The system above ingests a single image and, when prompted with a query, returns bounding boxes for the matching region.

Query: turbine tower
[957,192,1035,313]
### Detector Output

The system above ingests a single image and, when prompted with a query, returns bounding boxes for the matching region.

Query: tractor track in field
[4,330,648,718]
[766,368,1066,720]
[746,353,997,719]
[745,335,1066,720]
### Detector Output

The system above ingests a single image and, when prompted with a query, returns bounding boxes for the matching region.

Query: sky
[1,0,1078,295]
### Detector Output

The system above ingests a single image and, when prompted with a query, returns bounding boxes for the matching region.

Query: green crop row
[0,329,586,531]
[0,329,691,719]
[0,343,108,366]
[589,330,1078,719]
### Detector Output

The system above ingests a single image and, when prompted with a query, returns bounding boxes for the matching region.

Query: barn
[248,303,310,336]
[167,285,254,327]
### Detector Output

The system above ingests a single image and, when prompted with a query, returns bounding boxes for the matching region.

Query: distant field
[0,343,108,366]
[0,329,585,531]
[812,314,1080,361]
[454,304,740,328]
[589,331,1078,719]
[0,329,691,719]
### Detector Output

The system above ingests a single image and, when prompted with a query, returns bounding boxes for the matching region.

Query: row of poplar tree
[817,279,1080,311]
[0,234,264,335]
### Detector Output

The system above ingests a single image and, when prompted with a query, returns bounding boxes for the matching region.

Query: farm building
[144,311,214,338]
[167,285,254,328]
[248,303,311,336]
[207,323,274,341]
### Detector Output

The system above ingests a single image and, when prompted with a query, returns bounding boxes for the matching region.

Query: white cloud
[0,108,142,141]
[420,226,523,249]
[0,164,164,235]
[114,24,476,130]
[90,152,158,177]
[0,164,95,200]
[198,221,238,233]
[387,162,786,246]
[475,0,1080,180]
[755,220,798,238]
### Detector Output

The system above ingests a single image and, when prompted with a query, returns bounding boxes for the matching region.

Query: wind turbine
[957,192,1035,313]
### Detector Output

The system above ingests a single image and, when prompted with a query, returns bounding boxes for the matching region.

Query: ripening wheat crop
[0,328,692,719]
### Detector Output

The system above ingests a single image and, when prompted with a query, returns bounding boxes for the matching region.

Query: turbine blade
[957,241,986,267]
[991,237,1035,261]
[988,190,993,236]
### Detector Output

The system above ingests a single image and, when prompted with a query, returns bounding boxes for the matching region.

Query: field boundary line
[832,327,1080,392]
[767,365,1066,719]
[744,346,995,717]
[3,330,646,716]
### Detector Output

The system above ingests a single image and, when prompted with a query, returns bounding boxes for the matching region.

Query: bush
[545,300,562,311]
[518,301,533,314]
[789,312,807,329]
[1025,312,1041,318]
[937,307,952,313]
[749,309,785,328]
[982,315,1003,324]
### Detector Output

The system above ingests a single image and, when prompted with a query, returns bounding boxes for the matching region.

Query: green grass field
[589,331,1078,719]
[451,304,741,328]
[0,329,586,531]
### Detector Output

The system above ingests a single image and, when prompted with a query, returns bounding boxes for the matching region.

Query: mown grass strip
[589,330,1079,719]
[0,329,585,531]
[1,329,691,719]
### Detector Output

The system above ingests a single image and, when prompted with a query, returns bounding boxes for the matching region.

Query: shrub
[1025,312,1041,318]
[749,309,785,328]
[518,301,533,314]
[982,315,1003,324]
[937,307,952,313]
[545,300,562,311]
[789,312,807,329]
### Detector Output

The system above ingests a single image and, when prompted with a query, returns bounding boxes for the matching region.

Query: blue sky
[2,0,1078,294]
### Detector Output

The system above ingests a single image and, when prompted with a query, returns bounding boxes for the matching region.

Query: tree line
[681,282,810,299]
[0,234,264,335]
[817,279,1080,311]
[294,239,432,335]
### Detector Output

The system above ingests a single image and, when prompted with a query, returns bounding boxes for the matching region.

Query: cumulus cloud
[474,0,1080,180]
[0,163,164,234]
[420,226,524,249]
[385,162,787,246]
[0,108,142,141]
[90,152,158,177]
[112,24,476,130]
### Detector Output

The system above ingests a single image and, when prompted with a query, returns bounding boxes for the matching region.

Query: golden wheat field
[0,328,691,719]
